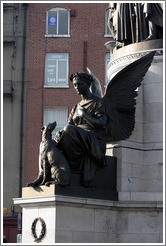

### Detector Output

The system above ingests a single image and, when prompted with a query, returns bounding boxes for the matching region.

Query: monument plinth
[14,192,162,243]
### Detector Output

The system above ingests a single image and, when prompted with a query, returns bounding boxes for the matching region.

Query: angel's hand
[77,105,107,129]
[77,106,86,117]
[55,130,63,143]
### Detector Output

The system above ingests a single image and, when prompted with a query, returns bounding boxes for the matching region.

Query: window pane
[58,10,68,35]
[58,61,67,83]
[44,108,55,124]
[48,11,57,34]
[106,53,110,64]
[45,53,68,87]
[3,46,12,81]
[105,53,111,84]
[44,107,68,137]
[106,9,112,36]
[45,55,56,85]
[52,53,67,59]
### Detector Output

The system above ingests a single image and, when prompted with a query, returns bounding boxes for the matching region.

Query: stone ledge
[106,140,163,151]
[13,194,163,211]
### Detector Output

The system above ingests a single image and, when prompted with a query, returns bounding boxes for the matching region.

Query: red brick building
[25,3,113,185]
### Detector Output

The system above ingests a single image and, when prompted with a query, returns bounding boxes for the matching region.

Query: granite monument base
[14,194,163,243]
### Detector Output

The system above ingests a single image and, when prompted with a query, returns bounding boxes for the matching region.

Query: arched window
[46,7,70,36]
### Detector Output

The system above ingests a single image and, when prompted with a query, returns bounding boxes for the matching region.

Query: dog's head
[41,121,57,134]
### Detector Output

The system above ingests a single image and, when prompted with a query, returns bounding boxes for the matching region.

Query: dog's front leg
[41,159,47,185]
[41,160,51,185]
[27,170,43,187]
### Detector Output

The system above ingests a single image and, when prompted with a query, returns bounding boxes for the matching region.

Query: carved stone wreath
[31,217,46,243]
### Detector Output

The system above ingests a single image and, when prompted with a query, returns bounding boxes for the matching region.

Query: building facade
[3,3,28,243]
[3,2,112,242]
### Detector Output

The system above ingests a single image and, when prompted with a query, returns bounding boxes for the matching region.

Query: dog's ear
[41,126,45,131]
[52,121,57,127]
[48,121,57,131]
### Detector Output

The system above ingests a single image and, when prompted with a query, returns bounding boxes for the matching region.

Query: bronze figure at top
[27,52,155,188]
[108,3,163,49]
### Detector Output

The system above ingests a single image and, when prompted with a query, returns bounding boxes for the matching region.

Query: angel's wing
[103,51,155,142]
[86,67,103,97]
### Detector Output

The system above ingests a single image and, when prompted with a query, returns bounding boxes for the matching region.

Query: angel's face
[73,78,90,95]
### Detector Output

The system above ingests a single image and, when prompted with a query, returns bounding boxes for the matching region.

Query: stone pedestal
[106,39,163,196]
[14,191,163,243]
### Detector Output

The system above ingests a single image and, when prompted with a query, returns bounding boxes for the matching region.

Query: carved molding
[107,49,163,80]
[109,49,163,68]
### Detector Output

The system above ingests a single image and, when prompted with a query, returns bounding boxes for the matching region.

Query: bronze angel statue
[27,52,155,188]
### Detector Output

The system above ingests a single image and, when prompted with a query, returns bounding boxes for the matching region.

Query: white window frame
[43,107,68,138]
[45,7,70,37]
[44,53,69,88]
[104,8,113,37]
[105,52,111,85]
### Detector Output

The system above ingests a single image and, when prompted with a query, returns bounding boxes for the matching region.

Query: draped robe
[56,95,107,186]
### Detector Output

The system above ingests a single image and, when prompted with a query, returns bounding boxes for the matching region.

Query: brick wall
[25,3,111,184]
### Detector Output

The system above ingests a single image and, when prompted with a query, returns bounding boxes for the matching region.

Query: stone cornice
[109,49,163,69]
[13,194,163,210]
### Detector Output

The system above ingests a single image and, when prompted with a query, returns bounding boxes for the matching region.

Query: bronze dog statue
[27,121,71,187]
